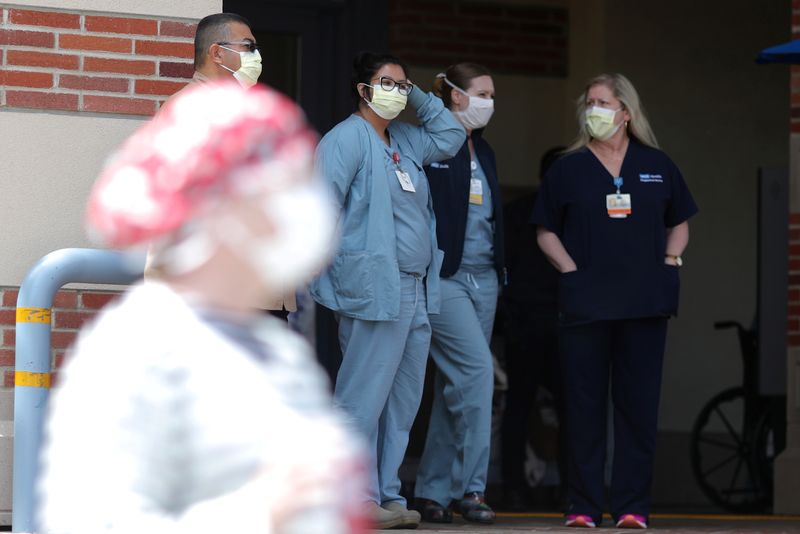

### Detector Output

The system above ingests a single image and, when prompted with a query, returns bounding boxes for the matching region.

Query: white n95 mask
[443,77,494,130]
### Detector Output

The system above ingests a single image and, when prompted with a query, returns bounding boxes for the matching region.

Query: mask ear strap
[357,82,373,103]
[441,76,469,97]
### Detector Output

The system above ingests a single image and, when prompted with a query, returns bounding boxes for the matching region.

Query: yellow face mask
[585,106,622,140]
[363,84,407,120]
[220,47,262,88]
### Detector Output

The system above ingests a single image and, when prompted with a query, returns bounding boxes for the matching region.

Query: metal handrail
[12,248,143,532]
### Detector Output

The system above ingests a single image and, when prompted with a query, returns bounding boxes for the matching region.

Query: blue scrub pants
[415,268,498,506]
[334,273,431,506]
[559,317,667,524]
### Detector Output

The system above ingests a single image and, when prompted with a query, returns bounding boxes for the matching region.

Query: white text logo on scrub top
[639,173,663,183]
[429,162,450,169]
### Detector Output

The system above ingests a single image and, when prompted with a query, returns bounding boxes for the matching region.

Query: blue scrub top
[461,156,495,271]
[311,87,465,321]
[386,138,433,276]
[531,140,698,325]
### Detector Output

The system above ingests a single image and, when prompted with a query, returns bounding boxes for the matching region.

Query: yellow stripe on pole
[16,307,51,324]
[15,371,51,389]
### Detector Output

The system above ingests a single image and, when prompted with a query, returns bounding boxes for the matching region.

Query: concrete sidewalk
[379,512,800,533]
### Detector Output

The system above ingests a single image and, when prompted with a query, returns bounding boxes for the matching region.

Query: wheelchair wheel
[690,387,771,513]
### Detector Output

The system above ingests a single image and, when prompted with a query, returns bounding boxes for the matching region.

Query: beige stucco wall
[0,0,221,286]
[5,0,219,19]
[0,111,146,285]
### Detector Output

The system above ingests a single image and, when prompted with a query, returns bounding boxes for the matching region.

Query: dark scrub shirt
[531,140,698,325]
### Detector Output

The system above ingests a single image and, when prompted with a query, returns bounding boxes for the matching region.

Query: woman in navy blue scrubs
[413,63,504,525]
[532,73,697,529]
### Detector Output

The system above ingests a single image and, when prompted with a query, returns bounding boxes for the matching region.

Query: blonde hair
[565,73,659,152]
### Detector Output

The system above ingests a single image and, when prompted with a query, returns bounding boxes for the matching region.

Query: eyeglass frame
[217,40,261,53]
[369,76,414,96]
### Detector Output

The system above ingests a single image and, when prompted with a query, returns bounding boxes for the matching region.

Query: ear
[209,43,224,66]
[451,88,465,108]
[357,83,372,102]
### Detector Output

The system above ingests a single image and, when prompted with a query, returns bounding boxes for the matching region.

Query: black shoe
[412,498,453,523]
[455,492,496,524]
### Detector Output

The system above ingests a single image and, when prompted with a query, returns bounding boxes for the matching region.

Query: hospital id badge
[606,193,632,218]
[396,170,416,192]
[469,177,483,205]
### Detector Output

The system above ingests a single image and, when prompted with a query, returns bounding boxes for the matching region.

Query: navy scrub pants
[559,317,668,524]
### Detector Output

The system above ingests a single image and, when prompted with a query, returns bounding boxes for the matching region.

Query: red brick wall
[790,1,800,347]
[790,217,800,347]
[0,287,120,389]
[0,7,196,116]
[389,0,568,77]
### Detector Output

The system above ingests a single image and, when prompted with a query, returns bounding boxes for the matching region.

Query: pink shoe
[616,514,648,529]
[565,514,596,528]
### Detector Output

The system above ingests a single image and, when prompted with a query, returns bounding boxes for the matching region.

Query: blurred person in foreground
[36,81,368,534]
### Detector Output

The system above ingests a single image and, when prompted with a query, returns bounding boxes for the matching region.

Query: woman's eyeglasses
[373,76,414,96]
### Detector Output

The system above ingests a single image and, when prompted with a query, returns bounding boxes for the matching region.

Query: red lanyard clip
[392,152,400,165]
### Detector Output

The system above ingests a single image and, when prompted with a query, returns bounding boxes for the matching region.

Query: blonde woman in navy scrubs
[532,73,697,529]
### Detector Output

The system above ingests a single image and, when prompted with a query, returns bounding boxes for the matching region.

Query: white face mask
[152,182,335,299]
[220,46,262,88]
[362,83,407,120]
[585,105,623,140]
[443,76,495,130]
[242,183,336,293]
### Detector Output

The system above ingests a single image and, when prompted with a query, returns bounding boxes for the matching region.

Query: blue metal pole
[12,248,143,532]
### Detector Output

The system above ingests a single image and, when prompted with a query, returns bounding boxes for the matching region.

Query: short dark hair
[351,51,409,107]
[194,13,252,69]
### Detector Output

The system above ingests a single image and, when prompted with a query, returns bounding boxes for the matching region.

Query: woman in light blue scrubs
[413,63,505,525]
[310,52,464,530]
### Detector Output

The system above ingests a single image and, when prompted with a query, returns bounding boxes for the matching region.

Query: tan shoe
[364,501,407,530]
[382,501,421,529]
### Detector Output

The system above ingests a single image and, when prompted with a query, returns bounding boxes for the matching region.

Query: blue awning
[757,39,800,64]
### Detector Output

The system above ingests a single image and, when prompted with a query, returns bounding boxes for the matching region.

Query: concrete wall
[6,0,218,19]
[0,112,144,285]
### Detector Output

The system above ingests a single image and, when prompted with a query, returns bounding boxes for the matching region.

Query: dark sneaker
[412,498,453,523]
[455,492,496,524]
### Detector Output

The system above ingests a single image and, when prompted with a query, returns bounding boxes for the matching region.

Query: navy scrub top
[531,140,698,325]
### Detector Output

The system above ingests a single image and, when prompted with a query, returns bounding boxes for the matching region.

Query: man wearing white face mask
[412,63,505,525]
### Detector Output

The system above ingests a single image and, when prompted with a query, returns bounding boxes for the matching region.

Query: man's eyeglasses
[373,76,414,96]
[217,41,260,53]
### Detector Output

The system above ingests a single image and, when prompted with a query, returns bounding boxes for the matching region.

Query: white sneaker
[364,501,406,529]
[382,501,421,529]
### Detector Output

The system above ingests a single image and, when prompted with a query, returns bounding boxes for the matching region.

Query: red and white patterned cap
[86,81,318,248]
